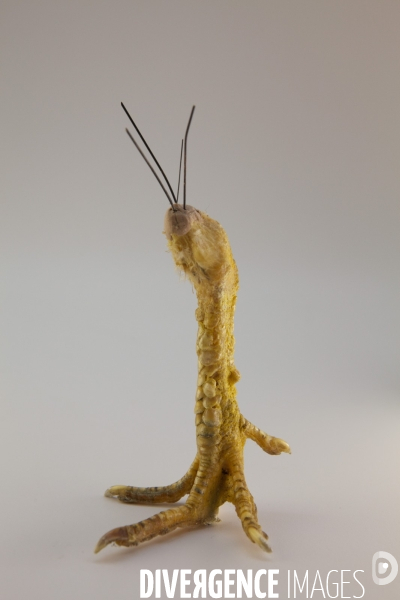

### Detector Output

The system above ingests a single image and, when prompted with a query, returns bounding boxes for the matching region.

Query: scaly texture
[95,204,290,555]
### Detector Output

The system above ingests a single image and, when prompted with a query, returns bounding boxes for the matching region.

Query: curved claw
[94,526,131,554]
[269,437,291,455]
[248,527,272,553]
[104,486,128,500]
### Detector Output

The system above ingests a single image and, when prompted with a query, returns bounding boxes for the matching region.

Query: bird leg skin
[104,457,199,504]
[95,204,290,555]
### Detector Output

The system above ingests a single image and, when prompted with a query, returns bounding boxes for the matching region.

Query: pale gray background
[1,1,399,599]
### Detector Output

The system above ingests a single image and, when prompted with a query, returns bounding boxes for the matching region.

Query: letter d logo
[372,551,398,585]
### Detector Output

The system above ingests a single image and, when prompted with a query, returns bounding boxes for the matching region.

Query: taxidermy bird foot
[95,419,290,555]
[95,106,291,557]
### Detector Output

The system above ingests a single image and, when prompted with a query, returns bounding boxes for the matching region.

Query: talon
[94,526,130,554]
[248,527,272,553]
[271,438,291,455]
[104,485,127,499]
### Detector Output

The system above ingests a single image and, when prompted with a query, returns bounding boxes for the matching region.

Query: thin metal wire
[183,106,195,210]
[176,139,183,203]
[125,128,175,210]
[121,102,177,203]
